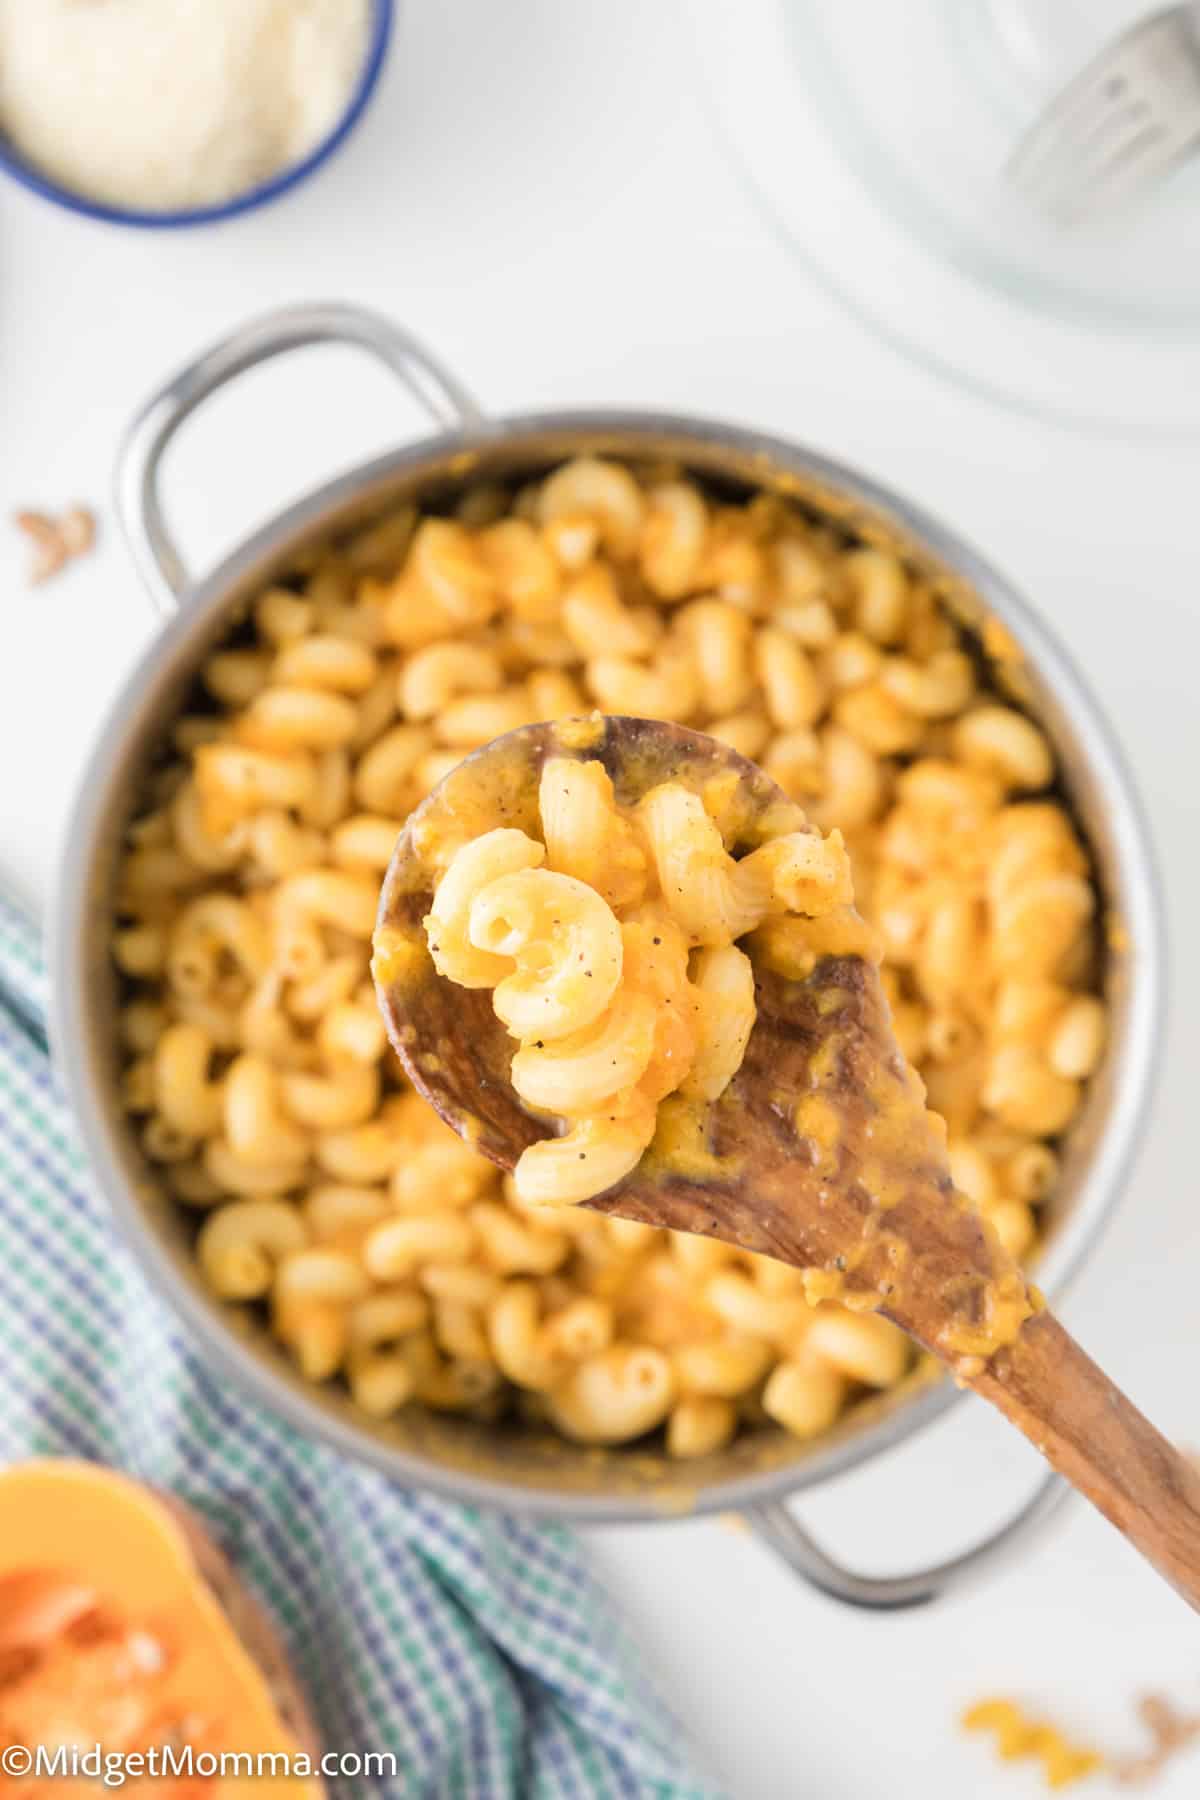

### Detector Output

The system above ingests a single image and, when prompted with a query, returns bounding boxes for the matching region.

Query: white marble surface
[1,3,1196,1794]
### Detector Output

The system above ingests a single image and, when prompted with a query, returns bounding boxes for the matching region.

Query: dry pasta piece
[962,1698,1104,1789]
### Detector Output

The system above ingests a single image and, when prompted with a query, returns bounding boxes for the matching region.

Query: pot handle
[744,1468,1070,1610]
[114,301,484,615]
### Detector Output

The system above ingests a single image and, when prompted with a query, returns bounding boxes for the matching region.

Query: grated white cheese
[0,0,373,212]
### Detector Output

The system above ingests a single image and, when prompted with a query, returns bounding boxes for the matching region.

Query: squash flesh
[0,1461,322,1796]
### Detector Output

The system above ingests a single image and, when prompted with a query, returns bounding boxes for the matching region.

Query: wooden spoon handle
[971,1311,1200,1609]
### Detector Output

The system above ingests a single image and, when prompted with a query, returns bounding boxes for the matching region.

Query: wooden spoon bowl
[374,715,1200,1609]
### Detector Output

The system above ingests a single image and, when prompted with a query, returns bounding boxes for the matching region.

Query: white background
[1,3,1198,1795]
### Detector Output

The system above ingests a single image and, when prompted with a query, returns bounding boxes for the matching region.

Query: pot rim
[50,407,1167,1521]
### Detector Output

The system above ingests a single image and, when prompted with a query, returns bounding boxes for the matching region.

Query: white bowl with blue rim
[0,0,393,229]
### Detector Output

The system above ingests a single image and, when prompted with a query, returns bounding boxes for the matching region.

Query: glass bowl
[693,0,1200,436]
[784,0,1200,331]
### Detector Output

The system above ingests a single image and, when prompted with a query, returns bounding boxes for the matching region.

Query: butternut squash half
[0,1461,324,1795]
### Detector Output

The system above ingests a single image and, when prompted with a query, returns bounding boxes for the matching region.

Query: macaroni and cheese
[112,456,1106,1454]
[417,755,852,1206]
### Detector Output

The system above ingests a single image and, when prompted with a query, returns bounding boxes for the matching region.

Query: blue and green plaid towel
[0,890,721,1800]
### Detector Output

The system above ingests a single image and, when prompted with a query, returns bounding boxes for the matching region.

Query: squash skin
[0,1461,325,1796]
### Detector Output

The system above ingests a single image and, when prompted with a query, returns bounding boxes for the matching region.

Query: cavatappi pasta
[421,759,852,1206]
[112,457,1106,1454]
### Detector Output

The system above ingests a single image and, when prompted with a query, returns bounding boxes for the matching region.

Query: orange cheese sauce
[779,981,1034,1365]
[377,717,1036,1371]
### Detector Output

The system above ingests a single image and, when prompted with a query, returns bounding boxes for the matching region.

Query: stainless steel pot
[51,303,1165,1609]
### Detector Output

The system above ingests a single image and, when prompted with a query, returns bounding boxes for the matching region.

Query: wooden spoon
[373,715,1200,1609]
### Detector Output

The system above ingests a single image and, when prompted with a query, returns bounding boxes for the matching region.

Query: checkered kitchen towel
[0,890,722,1800]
